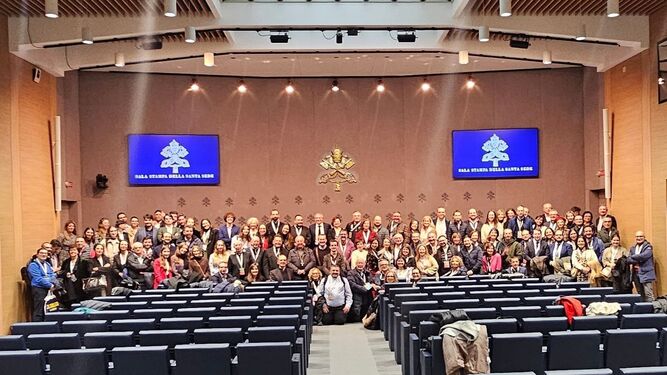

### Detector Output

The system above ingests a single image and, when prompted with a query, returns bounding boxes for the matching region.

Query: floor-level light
[376,79,385,93]
[331,80,340,92]
[114,53,125,67]
[499,0,512,17]
[459,50,469,65]
[164,0,177,17]
[185,27,196,43]
[285,81,295,94]
[478,26,490,42]
[466,76,476,89]
[237,80,247,93]
[45,0,59,18]
[542,50,553,65]
[188,79,200,92]
[607,0,619,18]
[575,24,587,41]
[420,79,431,92]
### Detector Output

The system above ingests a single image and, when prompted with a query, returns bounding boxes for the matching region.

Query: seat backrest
[193,328,243,346]
[484,298,522,309]
[83,331,134,349]
[111,345,170,375]
[474,318,518,334]
[400,301,440,318]
[469,290,505,299]
[49,348,107,375]
[491,333,543,373]
[523,296,557,307]
[506,289,542,298]
[605,294,643,304]
[501,306,542,319]
[262,305,302,316]
[547,330,602,370]
[44,312,87,323]
[542,288,578,297]
[10,322,59,336]
[604,328,659,371]
[189,300,228,309]
[132,308,174,320]
[151,300,188,310]
[159,317,206,331]
[0,335,27,350]
[109,302,148,311]
[208,316,253,330]
[220,306,260,319]
[544,370,612,375]
[620,314,667,330]
[88,310,131,321]
[619,366,667,374]
[128,294,163,303]
[175,307,217,318]
[173,344,231,375]
[544,305,566,317]
[235,342,293,375]
[266,297,305,307]
[111,319,157,332]
[441,299,481,310]
[432,292,466,300]
[139,329,190,347]
[521,317,568,333]
[229,298,267,307]
[27,333,80,351]
[581,287,615,296]
[633,303,656,314]
[246,326,296,343]
[463,307,498,320]
[60,320,108,335]
[0,350,44,375]
[256,314,300,328]
[572,316,618,331]
[393,293,429,308]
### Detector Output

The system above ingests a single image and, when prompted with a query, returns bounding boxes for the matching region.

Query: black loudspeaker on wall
[95,174,109,189]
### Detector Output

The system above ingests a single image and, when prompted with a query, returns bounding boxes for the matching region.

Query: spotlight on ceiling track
[542,50,552,65]
[607,0,619,18]
[420,79,431,92]
[466,76,476,89]
[114,52,125,67]
[659,77,665,86]
[82,27,94,45]
[459,50,469,65]
[509,35,530,49]
[238,80,247,93]
[499,0,512,17]
[478,26,490,42]
[285,81,295,94]
[376,80,385,93]
[164,0,177,17]
[185,26,197,43]
[331,80,340,92]
[347,29,359,36]
[188,78,200,92]
[204,52,215,67]
[575,24,587,41]
[45,0,58,18]
[336,30,343,44]
[270,32,290,44]
[397,31,417,43]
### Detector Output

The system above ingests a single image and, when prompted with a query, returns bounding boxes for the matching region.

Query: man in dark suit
[448,210,469,241]
[312,233,330,269]
[247,236,265,270]
[507,205,534,238]
[266,209,283,242]
[465,208,482,237]
[595,205,618,231]
[526,229,549,258]
[152,232,176,258]
[228,239,252,280]
[548,229,573,274]
[346,258,373,322]
[135,214,159,246]
[503,256,527,276]
[290,215,311,246]
[433,207,450,239]
[309,212,332,248]
[387,211,407,238]
[263,235,289,279]
[127,241,152,289]
[270,254,294,281]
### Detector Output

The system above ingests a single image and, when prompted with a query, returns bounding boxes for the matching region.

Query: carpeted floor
[307,323,402,375]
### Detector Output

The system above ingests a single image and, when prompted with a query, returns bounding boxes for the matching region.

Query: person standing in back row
[627,231,655,302]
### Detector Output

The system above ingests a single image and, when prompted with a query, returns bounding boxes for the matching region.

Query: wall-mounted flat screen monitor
[128,134,220,185]
[452,128,539,179]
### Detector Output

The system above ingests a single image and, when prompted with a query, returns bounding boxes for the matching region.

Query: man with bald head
[287,235,316,280]
[372,215,390,245]
[627,231,655,302]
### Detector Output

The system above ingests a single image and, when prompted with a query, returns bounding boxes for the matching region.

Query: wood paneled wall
[0,15,58,332]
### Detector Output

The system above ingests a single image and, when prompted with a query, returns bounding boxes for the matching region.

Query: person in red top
[153,246,173,289]
[354,219,378,248]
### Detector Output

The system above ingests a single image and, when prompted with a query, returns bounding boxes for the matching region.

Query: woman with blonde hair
[444,256,466,277]
[419,216,436,244]
[415,244,438,276]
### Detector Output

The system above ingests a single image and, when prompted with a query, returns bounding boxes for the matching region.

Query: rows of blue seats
[422,328,667,375]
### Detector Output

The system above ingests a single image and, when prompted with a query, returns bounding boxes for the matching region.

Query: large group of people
[25,203,655,324]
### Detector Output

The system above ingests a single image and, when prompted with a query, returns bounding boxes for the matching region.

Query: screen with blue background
[128,134,220,185]
[452,128,539,179]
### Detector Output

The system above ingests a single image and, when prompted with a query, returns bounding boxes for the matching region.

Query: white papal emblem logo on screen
[160,139,190,173]
[481,134,510,167]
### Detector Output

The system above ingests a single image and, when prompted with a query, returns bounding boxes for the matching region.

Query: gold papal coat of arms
[318,147,357,192]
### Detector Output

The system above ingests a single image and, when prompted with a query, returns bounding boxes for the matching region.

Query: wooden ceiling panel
[470,0,664,16]
[0,0,213,17]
